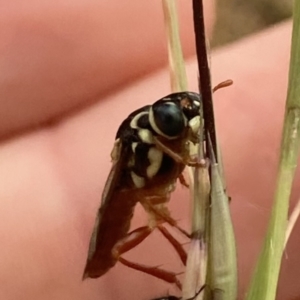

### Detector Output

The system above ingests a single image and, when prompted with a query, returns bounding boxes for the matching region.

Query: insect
[83,92,202,283]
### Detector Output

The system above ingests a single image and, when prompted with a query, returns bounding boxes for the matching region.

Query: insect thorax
[115,92,202,191]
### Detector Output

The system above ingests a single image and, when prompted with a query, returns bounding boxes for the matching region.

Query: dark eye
[152,102,185,137]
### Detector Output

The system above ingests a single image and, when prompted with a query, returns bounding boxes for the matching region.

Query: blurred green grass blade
[207,144,237,300]
[183,140,210,299]
[190,118,208,235]
[162,1,210,295]
[246,2,300,300]
[162,0,188,91]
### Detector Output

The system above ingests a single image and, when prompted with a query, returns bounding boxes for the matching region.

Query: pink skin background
[0,1,299,299]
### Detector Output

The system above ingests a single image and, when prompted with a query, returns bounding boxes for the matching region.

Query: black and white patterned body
[115,92,201,191]
[83,92,202,279]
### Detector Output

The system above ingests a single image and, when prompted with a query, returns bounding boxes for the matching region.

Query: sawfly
[83,92,202,284]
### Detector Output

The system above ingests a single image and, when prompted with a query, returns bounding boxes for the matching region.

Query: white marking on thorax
[131,142,138,152]
[128,143,138,167]
[146,147,163,178]
[193,100,201,107]
[130,112,148,129]
[131,171,145,188]
[138,129,153,144]
[188,116,201,134]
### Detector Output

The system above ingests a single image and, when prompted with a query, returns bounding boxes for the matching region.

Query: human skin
[0,1,299,300]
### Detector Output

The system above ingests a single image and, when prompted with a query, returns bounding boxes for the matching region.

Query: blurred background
[212,0,292,46]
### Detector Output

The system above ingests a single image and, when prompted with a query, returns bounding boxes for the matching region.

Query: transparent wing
[83,139,134,278]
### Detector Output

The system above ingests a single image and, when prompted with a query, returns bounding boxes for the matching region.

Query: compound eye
[152,102,185,137]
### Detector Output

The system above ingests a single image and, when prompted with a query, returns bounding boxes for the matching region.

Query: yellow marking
[131,142,138,152]
[146,147,163,178]
[130,171,145,188]
[138,129,153,144]
[194,100,201,107]
[188,116,201,134]
[130,112,148,129]
[148,107,164,137]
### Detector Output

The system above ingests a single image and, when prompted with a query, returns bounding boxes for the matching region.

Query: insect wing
[83,139,128,277]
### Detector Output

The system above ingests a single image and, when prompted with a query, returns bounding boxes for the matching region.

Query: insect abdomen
[83,189,138,278]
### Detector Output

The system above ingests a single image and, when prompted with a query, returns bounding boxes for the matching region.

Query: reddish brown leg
[213,79,233,93]
[186,285,206,300]
[113,226,183,288]
[146,204,191,239]
[112,225,187,288]
[157,225,187,265]
[118,256,182,290]
[178,173,189,188]
[113,226,153,256]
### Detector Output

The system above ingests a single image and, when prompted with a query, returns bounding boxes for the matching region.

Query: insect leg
[113,226,153,256]
[139,202,189,265]
[153,137,204,168]
[178,173,189,188]
[185,284,207,300]
[111,225,184,288]
[157,225,187,265]
[118,256,182,290]
[144,203,191,239]
[150,284,206,300]
[113,225,183,289]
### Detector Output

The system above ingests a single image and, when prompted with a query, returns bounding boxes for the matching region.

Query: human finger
[0,0,214,139]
